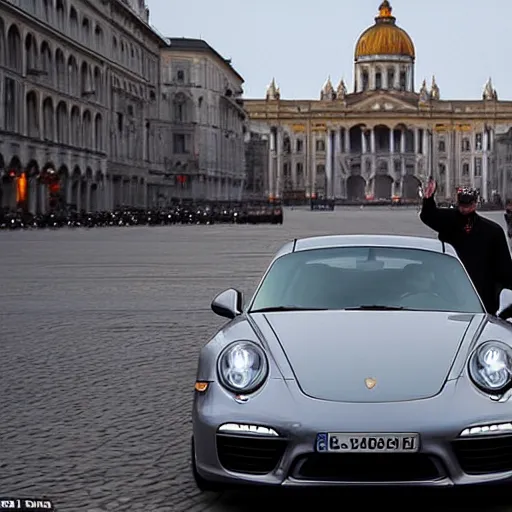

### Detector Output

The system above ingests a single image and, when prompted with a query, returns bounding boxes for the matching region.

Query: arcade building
[244,1,512,203]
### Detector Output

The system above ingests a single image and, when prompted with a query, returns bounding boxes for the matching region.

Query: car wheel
[191,436,224,492]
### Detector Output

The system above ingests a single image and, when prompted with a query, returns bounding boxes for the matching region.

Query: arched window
[387,68,395,89]
[7,25,22,72]
[94,114,103,151]
[56,101,68,144]
[26,91,39,138]
[69,7,78,38]
[43,97,54,140]
[173,93,188,122]
[399,71,407,91]
[362,70,369,91]
[375,70,382,90]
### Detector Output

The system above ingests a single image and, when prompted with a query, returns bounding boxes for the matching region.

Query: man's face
[458,201,476,215]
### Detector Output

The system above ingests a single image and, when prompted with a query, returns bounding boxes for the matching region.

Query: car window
[250,246,484,313]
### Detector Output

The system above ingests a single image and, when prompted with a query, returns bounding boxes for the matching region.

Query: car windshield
[250,246,484,313]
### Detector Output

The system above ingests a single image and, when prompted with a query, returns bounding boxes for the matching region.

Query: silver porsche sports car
[191,234,512,490]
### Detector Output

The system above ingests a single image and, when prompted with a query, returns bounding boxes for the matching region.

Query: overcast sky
[147,0,507,101]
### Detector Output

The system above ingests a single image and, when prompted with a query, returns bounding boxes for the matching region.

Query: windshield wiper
[343,305,408,311]
[250,306,328,313]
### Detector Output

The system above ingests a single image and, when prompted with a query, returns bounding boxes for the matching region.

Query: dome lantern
[376,1,394,23]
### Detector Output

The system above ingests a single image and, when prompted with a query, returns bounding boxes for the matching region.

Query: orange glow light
[194,381,209,393]
[17,172,27,204]
[49,182,60,194]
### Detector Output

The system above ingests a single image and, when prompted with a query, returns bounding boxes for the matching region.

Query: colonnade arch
[280,121,429,201]
[23,0,146,73]
[402,174,422,200]
[349,124,365,153]
[0,155,111,213]
[373,174,393,200]
[70,166,81,207]
[1,17,106,104]
[346,175,366,200]
[7,24,22,71]
[0,18,5,65]
[22,91,104,150]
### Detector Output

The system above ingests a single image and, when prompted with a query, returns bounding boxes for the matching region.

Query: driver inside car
[400,264,436,298]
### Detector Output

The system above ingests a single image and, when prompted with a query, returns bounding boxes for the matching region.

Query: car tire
[191,436,224,492]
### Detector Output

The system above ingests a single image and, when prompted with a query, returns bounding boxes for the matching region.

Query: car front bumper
[192,379,512,487]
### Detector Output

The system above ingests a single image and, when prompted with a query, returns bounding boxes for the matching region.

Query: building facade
[496,129,512,200]
[244,128,269,199]
[245,0,512,203]
[0,0,164,213]
[159,38,246,202]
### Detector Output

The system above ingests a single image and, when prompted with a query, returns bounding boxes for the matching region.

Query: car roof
[274,235,458,259]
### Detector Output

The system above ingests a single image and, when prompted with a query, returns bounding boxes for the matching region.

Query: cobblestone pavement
[1,207,511,512]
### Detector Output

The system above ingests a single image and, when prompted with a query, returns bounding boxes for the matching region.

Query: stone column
[66,178,72,207]
[344,128,350,153]
[309,132,316,198]
[356,68,362,93]
[276,128,283,198]
[268,129,276,199]
[369,68,376,90]
[406,67,413,92]
[445,161,451,201]
[86,181,92,211]
[38,94,44,140]
[326,130,333,199]
[423,129,429,181]
[142,180,148,208]
[470,153,476,190]
[0,75,4,128]
[414,128,420,176]
[482,130,489,201]
[361,130,367,154]
[389,129,397,195]
[370,129,377,185]
[102,175,108,211]
[400,131,406,196]
[105,177,110,210]
[334,129,342,198]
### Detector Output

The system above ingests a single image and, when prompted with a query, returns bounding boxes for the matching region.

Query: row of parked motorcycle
[0,203,284,230]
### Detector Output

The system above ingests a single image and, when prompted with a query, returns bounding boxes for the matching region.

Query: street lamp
[429,128,434,180]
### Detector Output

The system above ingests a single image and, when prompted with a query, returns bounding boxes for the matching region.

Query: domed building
[244,1,512,203]
[354,0,415,93]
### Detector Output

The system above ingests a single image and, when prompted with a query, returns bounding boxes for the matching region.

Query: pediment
[349,93,418,112]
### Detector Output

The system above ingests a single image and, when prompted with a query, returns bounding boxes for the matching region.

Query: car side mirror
[497,289,512,320]
[211,288,243,319]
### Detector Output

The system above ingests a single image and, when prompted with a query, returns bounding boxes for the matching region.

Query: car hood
[256,311,475,403]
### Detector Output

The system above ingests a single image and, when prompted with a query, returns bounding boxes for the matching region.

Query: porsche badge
[365,378,376,389]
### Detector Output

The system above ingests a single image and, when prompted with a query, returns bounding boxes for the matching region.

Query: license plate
[316,433,419,453]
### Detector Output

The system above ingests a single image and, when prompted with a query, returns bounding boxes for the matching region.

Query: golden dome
[355,1,415,60]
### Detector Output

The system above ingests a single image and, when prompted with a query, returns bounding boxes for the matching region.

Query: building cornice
[111,0,168,47]
[163,38,244,84]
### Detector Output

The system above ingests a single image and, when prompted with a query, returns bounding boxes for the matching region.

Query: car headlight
[469,341,512,393]
[217,341,268,394]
